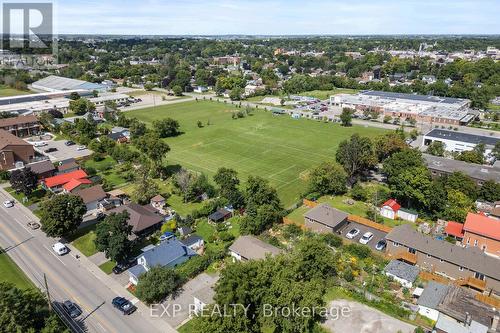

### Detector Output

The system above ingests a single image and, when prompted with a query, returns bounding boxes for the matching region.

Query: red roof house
[380,199,401,220]
[63,178,92,192]
[444,221,464,239]
[42,169,89,192]
[462,212,500,257]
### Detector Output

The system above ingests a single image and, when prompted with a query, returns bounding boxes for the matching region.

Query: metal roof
[424,129,499,146]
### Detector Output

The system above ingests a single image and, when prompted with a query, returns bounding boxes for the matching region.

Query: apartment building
[386,224,500,294]
[0,129,35,170]
[0,115,40,137]
[462,213,500,258]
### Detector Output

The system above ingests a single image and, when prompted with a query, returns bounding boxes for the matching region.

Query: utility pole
[44,273,52,311]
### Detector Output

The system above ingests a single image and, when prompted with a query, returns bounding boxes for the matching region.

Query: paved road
[0,188,176,333]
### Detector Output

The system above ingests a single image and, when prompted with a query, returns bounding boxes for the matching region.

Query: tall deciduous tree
[374,132,407,161]
[39,194,86,237]
[336,134,376,181]
[339,107,353,127]
[308,162,347,195]
[153,118,180,138]
[426,141,446,157]
[383,148,424,182]
[442,189,474,223]
[478,180,500,203]
[213,167,243,208]
[9,168,38,196]
[135,266,182,304]
[94,211,133,263]
[390,166,432,209]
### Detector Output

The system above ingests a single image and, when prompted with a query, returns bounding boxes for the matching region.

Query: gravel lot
[322,299,415,333]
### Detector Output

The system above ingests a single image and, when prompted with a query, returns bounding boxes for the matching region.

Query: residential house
[434,286,500,333]
[127,239,197,285]
[417,282,450,321]
[73,184,107,213]
[110,127,131,140]
[423,154,500,186]
[0,129,35,170]
[462,212,500,258]
[63,177,92,193]
[380,199,418,222]
[0,115,40,137]
[150,195,166,210]
[26,159,55,180]
[385,224,500,293]
[229,236,283,262]
[57,158,80,174]
[444,221,465,241]
[192,285,215,315]
[303,203,349,233]
[422,75,437,84]
[384,260,420,288]
[180,235,204,251]
[193,86,208,93]
[41,169,89,193]
[208,208,232,224]
[178,226,192,237]
[107,131,129,144]
[107,203,163,237]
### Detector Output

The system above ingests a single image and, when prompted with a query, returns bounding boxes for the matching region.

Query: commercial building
[422,129,499,158]
[0,129,35,170]
[330,90,473,125]
[31,75,109,92]
[0,115,41,137]
[385,224,500,294]
[423,154,500,185]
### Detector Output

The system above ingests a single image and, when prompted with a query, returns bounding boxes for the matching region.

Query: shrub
[344,243,372,259]
[320,233,343,248]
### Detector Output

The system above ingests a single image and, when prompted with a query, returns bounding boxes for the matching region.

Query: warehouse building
[330,90,474,125]
[422,129,499,158]
[31,75,110,92]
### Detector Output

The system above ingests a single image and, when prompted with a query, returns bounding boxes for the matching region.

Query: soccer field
[126,101,387,207]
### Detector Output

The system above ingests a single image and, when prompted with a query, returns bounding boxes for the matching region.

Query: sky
[4,0,500,35]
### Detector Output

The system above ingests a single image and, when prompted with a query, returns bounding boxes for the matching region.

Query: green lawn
[69,225,98,257]
[487,103,500,111]
[126,101,387,207]
[0,86,30,97]
[166,193,204,216]
[0,249,34,289]
[99,261,116,274]
[298,88,359,100]
[84,156,129,188]
[5,187,47,207]
[285,205,310,225]
[178,319,198,333]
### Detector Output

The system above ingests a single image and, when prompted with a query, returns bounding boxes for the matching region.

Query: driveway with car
[33,140,93,162]
[339,222,387,251]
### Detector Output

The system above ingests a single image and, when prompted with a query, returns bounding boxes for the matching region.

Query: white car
[345,228,360,239]
[359,232,374,244]
[76,146,86,151]
[52,242,69,256]
[33,141,47,147]
[3,200,14,208]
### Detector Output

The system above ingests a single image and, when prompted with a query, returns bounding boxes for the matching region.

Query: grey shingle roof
[423,154,500,182]
[304,203,349,228]
[386,224,500,280]
[417,281,449,309]
[229,236,283,260]
[384,260,420,283]
[141,239,196,267]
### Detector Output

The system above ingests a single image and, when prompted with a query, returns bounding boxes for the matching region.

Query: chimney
[465,312,472,327]
[489,311,499,333]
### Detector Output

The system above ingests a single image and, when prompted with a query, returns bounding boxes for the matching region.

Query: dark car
[65,140,75,146]
[112,297,136,315]
[375,239,387,251]
[112,258,136,274]
[63,300,82,318]
[44,147,58,153]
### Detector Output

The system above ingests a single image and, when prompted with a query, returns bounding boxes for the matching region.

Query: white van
[52,242,69,256]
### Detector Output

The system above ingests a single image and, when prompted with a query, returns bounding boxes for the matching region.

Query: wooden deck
[455,276,487,292]
[394,251,417,265]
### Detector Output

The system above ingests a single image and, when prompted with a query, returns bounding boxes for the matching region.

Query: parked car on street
[62,300,82,318]
[52,242,69,255]
[345,228,360,239]
[3,200,14,208]
[27,221,40,229]
[65,140,75,146]
[112,297,136,315]
[359,232,374,244]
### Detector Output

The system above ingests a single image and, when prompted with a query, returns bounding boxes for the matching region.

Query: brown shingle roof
[27,160,55,175]
[0,115,39,127]
[229,236,283,260]
[386,224,500,280]
[74,185,107,204]
[0,129,32,149]
[108,203,163,233]
[304,203,349,228]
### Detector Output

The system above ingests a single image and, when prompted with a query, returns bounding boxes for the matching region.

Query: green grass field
[0,86,30,97]
[126,101,387,207]
[0,249,34,289]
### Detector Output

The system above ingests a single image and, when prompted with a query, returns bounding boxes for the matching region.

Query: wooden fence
[282,217,306,230]
[347,215,393,233]
[475,293,500,308]
[419,271,450,285]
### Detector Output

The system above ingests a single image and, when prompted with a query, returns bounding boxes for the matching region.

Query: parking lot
[33,139,93,162]
[338,221,388,251]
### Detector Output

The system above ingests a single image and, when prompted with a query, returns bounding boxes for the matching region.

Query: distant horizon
[2,0,499,36]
